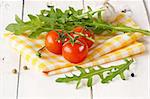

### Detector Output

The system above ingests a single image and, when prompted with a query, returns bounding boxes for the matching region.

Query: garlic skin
[101,2,117,23]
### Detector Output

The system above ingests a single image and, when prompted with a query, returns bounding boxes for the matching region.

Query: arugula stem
[112,26,150,36]
[90,23,150,36]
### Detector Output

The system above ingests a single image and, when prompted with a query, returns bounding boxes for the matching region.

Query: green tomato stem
[74,32,95,43]
[36,46,45,58]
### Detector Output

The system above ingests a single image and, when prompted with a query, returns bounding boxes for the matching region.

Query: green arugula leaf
[87,6,92,11]
[69,7,76,14]
[77,9,83,15]
[76,80,81,89]
[6,23,19,32]
[6,6,150,38]
[38,15,51,24]
[28,28,45,38]
[28,14,37,20]
[75,66,86,75]
[56,59,134,88]
[15,15,23,24]
[6,23,30,35]
[87,77,92,87]
[40,9,49,16]
[56,8,63,18]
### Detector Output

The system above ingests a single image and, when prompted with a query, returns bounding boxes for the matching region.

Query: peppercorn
[23,66,29,70]
[12,69,17,74]
[131,73,135,77]
[121,9,127,13]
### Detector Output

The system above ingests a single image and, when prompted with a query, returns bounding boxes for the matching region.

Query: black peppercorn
[12,69,17,74]
[23,66,29,70]
[121,9,127,13]
[131,73,135,77]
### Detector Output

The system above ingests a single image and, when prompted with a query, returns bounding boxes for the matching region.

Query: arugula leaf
[76,80,81,89]
[87,6,92,12]
[28,28,45,38]
[28,14,37,20]
[6,15,24,34]
[40,9,49,16]
[6,14,43,36]
[77,9,83,15]
[87,77,93,87]
[6,23,29,35]
[56,59,134,88]
[69,7,76,14]
[6,6,150,38]
[15,15,23,24]
[6,23,19,33]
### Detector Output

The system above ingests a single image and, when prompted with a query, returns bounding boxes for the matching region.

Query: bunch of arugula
[56,59,134,88]
[6,6,150,38]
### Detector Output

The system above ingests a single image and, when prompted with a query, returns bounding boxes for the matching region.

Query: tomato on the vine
[45,28,92,63]
[45,30,62,55]
[62,41,88,63]
[73,26,94,48]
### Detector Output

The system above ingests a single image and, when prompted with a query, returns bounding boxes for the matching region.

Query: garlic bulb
[101,2,117,23]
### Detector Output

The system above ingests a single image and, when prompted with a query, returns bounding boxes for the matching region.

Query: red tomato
[45,30,62,55]
[62,41,88,63]
[73,26,94,48]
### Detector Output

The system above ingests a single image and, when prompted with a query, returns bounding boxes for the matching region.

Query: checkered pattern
[47,42,145,75]
[3,13,145,75]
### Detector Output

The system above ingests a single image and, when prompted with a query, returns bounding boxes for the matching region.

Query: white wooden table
[0,0,150,99]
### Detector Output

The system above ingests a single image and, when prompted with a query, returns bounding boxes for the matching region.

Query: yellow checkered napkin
[3,13,145,75]
[48,42,145,75]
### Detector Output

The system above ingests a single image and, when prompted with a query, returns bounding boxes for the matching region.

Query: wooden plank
[143,0,150,24]
[84,0,150,99]
[17,0,91,99]
[0,0,23,99]
[144,0,150,17]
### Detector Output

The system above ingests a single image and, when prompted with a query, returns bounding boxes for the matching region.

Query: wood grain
[0,0,23,99]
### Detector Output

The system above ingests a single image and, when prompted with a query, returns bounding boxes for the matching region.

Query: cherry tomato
[45,30,62,55]
[62,41,88,63]
[73,26,94,48]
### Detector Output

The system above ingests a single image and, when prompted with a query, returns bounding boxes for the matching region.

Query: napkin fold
[47,42,145,75]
